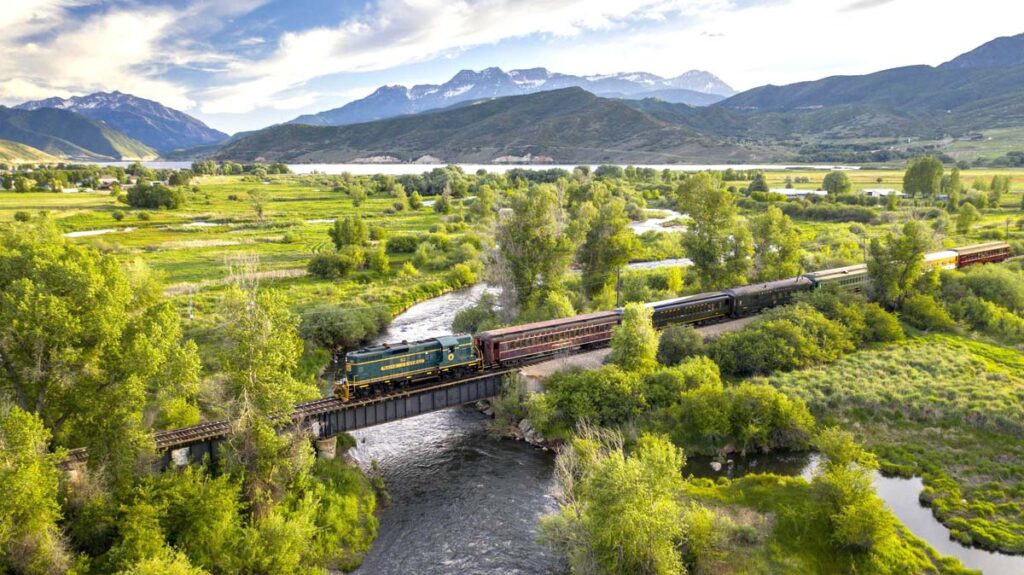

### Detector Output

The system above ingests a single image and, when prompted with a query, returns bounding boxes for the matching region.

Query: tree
[678,172,752,289]
[867,221,931,308]
[944,167,962,213]
[821,171,852,199]
[750,205,802,281]
[0,225,201,485]
[328,216,368,249]
[956,202,980,234]
[349,185,367,208]
[655,324,704,366]
[408,190,423,210]
[0,407,69,574]
[748,172,769,192]
[541,429,688,575]
[989,174,1010,206]
[219,285,318,514]
[126,182,185,209]
[493,185,574,309]
[578,197,637,298]
[609,303,659,372]
[248,189,267,221]
[368,245,389,275]
[902,156,943,197]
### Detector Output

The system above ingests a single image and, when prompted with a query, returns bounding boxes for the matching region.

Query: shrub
[862,303,904,342]
[13,211,30,222]
[540,366,645,432]
[385,234,421,254]
[137,212,152,221]
[307,253,356,279]
[298,304,391,352]
[656,324,704,365]
[448,263,476,287]
[126,183,185,209]
[112,210,125,221]
[643,356,721,409]
[452,293,502,334]
[900,294,955,331]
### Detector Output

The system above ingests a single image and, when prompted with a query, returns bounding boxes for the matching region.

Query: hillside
[289,67,733,126]
[16,91,228,153]
[0,139,59,163]
[218,88,755,164]
[0,107,157,160]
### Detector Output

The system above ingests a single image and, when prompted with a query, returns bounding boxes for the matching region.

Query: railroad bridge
[66,368,517,470]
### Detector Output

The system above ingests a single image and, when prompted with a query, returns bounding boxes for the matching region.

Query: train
[335,242,1011,401]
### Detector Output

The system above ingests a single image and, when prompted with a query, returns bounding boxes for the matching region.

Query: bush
[112,210,125,221]
[385,234,422,254]
[452,293,502,334]
[862,303,905,342]
[900,294,955,331]
[540,366,644,433]
[666,381,815,455]
[656,324,704,365]
[13,211,30,222]
[448,263,476,287]
[126,183,185,209]
[643,356,721,409]
[307,253,356,279]
[709,303,855,377]
[137,212,152,221]
[299,304,391,352]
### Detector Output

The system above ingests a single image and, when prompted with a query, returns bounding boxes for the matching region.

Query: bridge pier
[315,436,337,460]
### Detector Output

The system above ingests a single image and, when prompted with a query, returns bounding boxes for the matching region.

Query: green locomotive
[338,334,479,401]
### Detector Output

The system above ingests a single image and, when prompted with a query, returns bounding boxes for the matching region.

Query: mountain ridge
[16,91,228,153]
[289,67,734,127]
[219,87,756,164]
[0,106,158,160]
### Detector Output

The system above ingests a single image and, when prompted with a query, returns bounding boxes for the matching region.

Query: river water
[341,286,1021,575]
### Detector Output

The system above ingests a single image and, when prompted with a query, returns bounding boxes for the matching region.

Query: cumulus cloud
[196,0,732,113]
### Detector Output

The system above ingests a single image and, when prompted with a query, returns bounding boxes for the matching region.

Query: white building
[768,188,828,198]
[862,188,904,197]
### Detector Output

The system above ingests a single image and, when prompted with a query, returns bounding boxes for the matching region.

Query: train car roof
[953,242,1010,255]
[724,276,812,297]
[804,263,868,280]
[924,250,958,261]
[476,310,619,339]
[642,291,730,310]
[351,334,470,356]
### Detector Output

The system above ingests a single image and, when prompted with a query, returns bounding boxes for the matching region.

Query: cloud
[841,0,896,11]
[197,0,732,113]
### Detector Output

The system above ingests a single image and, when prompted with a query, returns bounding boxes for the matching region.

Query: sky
[1,0,1022,134]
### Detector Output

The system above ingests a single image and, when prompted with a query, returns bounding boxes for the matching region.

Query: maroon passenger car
[953,242,1011,267]
[474,311,620,367]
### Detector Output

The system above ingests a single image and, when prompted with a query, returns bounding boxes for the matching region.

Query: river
[341,287,1022,575]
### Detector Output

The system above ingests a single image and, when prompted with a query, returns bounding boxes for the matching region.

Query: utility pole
[615,267,622,308]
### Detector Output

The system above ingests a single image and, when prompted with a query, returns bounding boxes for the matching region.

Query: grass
[765,334,1024,553]
[682,474,972,574]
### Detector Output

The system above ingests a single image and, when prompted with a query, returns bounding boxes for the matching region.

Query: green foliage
[750,204,802,280]
[494,184,575,308]
[577,196,637,298]
[867,220,932,307]
[709,303,856,377]
[664,381,815,455]
[900,294,955,331]
[328,216,368,249]
[541,429,688,575]
[0,224,200,484]
[821,171,852,198]
[902,156,944,197]
[609,303,659,372]
[0,407,69,574]
[299,304,390,353]
[306,253,356,279]
[127,182,185,209]
[451,292,502,334]
[678,172,752,289]
[13,210,30,222]
[655,323,704,366]
[955,202,980,234]
[642,356,721,409]
[539,366,645,433]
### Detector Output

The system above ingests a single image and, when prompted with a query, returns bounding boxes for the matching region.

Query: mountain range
[15,92,228,153]
[216,87,757,164]
[0,106,157,160]
[288,68,734,126]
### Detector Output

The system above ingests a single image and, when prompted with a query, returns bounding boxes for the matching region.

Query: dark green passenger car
[340,335,479,400]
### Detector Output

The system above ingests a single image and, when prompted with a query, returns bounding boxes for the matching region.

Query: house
[768,188,828,198]
[97,177,119,189]
[862,188,904,197]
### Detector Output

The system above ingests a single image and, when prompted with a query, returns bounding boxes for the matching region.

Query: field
[767,334,1024,554]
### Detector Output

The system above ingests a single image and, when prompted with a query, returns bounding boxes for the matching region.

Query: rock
[518,419,533,435]
[710,461,722,472]
[483,407,495,417]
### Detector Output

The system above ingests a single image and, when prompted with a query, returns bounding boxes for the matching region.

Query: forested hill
[215,88,758,164]
[0,106,158,160]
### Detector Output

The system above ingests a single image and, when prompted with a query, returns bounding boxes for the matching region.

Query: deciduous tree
[677,172,752,289]
[750,205,802,281]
